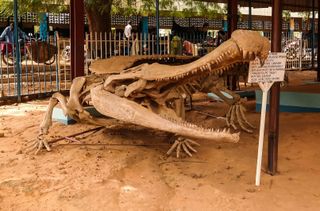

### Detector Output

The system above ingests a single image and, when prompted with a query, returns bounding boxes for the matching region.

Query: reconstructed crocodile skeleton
[28,30,270,157]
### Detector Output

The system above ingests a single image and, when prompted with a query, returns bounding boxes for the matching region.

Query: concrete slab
[255,90,320,112]
[52,106,103,125]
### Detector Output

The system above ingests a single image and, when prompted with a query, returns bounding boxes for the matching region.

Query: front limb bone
[27,92,73,154]
[29,77,88,154]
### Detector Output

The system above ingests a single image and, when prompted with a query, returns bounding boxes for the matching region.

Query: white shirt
[124,24,132,39]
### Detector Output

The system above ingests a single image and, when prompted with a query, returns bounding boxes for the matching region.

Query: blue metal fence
[0,33,66,101]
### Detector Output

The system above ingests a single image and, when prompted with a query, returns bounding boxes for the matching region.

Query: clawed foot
[226,101,255,133]
[25,134,51,155]
[166,137,200,158]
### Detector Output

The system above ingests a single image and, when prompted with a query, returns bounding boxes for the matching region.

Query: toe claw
[185,139,200,147]
[35,141,43,155]
[166,140,179,155]
[176,143,181,158]
[185,141,197,153]
[182,143,192,157]
[43,140,51,152]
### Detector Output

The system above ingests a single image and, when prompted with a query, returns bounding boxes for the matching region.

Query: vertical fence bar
[63,39,67,90]
[118,32,121,56]
[99,32,102,59]
[122,32,125,56]
[148,33,150,55]
[167,32,170,54]
[56,32,61,91]
[0,49,3,96]
[90,32,93,61]
[23,37,28,95]
[139,32,142,55]
[42,40,47,93]
[85,33,89,75]
[13,41,16,95]
[130,32,133,55]
[299,38,302,70]
[47,34,53,92]
[13,0,21,101]
[114,32,116,56]
[36,39,41,93]
[109,32,112,57]
[6,43,10,96]
[54,32,59,91]
[104,32,107,59]
[152,34,155,55]
[95,32,98,60]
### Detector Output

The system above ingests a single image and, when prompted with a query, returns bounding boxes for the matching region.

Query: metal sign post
[255,82,273,186]
[13,0,21,101]
[248,53,286,186]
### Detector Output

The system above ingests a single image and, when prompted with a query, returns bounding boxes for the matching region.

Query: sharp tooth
[202,65,206,70]
[207,64,211,71]
[243,50,249,59]
[249,52,254,60]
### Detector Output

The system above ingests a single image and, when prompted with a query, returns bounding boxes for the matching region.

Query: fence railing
[0,33,69,101]
[263,31,317,70]
[81,31,316,70]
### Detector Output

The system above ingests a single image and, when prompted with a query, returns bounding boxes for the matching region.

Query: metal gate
[0,32,71,102]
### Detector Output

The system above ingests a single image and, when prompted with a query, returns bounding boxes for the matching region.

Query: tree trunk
[85,0,112,33]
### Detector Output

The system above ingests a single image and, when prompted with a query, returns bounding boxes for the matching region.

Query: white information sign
[248,52,286,186]
[248,52,287,83]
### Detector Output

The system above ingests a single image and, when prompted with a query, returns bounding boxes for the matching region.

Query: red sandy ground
[0,71,319,211]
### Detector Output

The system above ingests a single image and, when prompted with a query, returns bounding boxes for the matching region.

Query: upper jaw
[148,30,270,82]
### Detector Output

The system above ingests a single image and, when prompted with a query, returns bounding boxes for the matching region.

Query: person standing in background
[0,22,29,44]
[124,21,132,55]
[124,21,132,39]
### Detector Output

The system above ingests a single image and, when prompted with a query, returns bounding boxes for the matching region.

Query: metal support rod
[227,0,238,38]
[268,0,282,175]
[248,0,252,30]
[70,0,84,79]
[318,0,320,81]
[156,0,160,54]
[227,0,238,91]
[311,0,315,69]
[13,0,21,102]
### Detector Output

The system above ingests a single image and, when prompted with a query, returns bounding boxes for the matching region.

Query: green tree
[0,0,67,15]
[283,10,291,22]
[85,0,112,33]
[0,0,112,33]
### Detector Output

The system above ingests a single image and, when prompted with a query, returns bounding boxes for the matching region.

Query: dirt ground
[0,71,319,211]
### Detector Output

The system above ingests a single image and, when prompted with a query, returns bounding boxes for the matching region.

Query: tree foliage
[110,0,226,18]
[0,0,67,15]
[85,0,112,32]
[283,10,291,22]
[0,0,226,33]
